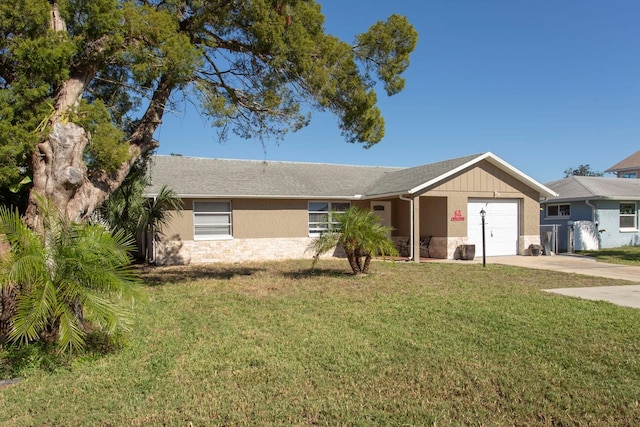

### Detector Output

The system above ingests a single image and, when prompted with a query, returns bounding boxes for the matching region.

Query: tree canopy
[563,164,603,178]
[0,1,418,227]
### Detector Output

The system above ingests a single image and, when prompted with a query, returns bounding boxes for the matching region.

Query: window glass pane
[547,205,570,217]
[620,216,636,228]
[194,201,230,213]
[309,213,328,223]
[332,203,350,212]
[309,202,329,212]
[193,201,232,237]
[308,201,350,233]
[620,203,636,215]
[195,225,230,235]
[310,223,329,230]
[195,214,230,225]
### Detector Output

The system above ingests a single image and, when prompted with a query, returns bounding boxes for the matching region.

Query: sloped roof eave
[542,195,640,204]
[143,192,363,200]
[360,191,411,200]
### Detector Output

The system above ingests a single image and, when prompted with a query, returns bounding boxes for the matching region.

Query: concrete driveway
[487,254,640,309]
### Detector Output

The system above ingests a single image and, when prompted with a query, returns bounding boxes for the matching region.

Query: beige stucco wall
[160,200,192,241]
[159,198,310,241]
[232,199,308,238]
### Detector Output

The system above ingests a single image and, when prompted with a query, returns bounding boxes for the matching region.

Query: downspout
[399,195,414,260]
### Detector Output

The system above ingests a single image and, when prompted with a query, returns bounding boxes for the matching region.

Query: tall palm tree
[310,207,398,275]
[0,197,142,352]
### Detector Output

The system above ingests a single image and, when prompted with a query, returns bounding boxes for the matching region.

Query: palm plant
[0,197,142,352]
[100,158,181,262]
[310,207,398,275]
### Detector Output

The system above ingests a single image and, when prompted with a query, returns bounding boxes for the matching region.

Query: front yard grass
[1,259,639,425]
[578,246,640,266]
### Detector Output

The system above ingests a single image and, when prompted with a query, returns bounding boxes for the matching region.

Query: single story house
[540,176,640,252]
[145,152,557,265]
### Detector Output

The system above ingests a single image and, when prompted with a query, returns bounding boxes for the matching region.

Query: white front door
[468,200,519,256]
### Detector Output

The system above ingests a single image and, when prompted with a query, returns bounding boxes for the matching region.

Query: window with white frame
[546,204,571,218]
[619,202,637,230]
[193,201,232,239]
[308,201,350,234]
[621,172,637,179]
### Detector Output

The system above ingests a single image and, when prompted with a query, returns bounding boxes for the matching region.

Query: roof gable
[543,176,640,202]
[606,150,640,173]
[365,152,557,198]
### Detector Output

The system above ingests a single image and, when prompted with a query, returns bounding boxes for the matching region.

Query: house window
[619,202,637,230]
[308,201,350,234]
[546,204,571,218]
[193,201,232,239]
[621,172,637,179]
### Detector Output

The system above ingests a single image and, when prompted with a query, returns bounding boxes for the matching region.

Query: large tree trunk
[23,2,169,230]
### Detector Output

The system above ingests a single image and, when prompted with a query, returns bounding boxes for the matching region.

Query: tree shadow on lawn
[579,249,640,264]
[281,268,358,279]
[137,264,266,286]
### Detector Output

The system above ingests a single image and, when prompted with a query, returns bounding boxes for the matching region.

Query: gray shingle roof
[146,156,401,198]
[146,152,556,199]
[364,154,482,196]
[543,176,640,202]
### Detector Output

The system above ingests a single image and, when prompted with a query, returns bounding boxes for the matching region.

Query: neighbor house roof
[542,176,640,203]
[605,150,640,173]
[146,152,557,199]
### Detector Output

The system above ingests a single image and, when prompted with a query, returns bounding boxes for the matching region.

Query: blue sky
[153,0,640,184]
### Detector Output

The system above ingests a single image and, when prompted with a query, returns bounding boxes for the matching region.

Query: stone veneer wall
[520,234,541,254]
[155,237,342,265]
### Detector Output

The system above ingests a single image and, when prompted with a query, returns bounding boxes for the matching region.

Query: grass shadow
[138,264,266,287]
[281,268,356,279]
[578,249,640,265]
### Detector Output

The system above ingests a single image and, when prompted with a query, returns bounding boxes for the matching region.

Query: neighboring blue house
[541,176,640,253]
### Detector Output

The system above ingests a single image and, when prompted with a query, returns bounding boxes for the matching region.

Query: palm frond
[10,280,57,344]
[1,198,142,351]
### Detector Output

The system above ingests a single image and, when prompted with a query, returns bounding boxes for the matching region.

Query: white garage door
[468,200,519,257]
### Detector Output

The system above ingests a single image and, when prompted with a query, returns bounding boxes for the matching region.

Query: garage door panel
[468,200,518,257]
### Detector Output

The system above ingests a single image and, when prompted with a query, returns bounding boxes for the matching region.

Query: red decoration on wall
[451,210,465,221]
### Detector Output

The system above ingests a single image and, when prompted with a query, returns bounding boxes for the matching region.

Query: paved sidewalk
[481,254,640,309]
[487,254,640,283]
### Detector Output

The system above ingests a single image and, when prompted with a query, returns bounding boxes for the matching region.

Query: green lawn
[1,259,640,426]
[578,246,640,266]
